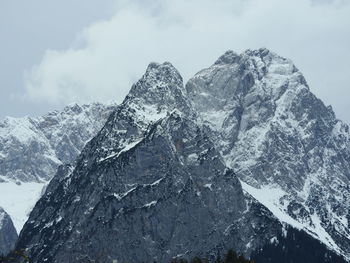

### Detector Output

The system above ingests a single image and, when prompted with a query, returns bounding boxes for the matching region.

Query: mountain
[0,102,116,183]
[0,207,17,256]
[187,48,350,257]
[10,62,283,263]
[8,49,350,262]
[0,102,116,232]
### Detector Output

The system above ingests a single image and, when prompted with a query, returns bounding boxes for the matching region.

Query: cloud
[22,0,350,122]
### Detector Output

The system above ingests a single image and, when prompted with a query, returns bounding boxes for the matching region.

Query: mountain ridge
[0,101,116,183]
[3,48,350,262]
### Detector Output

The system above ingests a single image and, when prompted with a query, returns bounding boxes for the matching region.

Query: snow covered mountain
[0,102,116,232]
[187,49,350,257]
[10,49,350,262]
[0,207,17,255]
[0,102,116,183]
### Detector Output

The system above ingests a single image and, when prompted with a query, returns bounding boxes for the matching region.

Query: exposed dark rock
[0,207,17,256]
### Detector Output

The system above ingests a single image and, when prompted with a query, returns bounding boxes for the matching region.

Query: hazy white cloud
[22,0,350,122]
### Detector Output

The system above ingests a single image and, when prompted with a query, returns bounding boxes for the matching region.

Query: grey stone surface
[15,113,281,263]
[0,207,17,256]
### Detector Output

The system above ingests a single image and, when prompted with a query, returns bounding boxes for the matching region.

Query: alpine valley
[1,49,349,263]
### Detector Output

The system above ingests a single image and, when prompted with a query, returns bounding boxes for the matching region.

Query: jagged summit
[243,47,272,57]
[145,61,182,80]
[139,61,183,88]
[125,61,184,103]
[187,48,309,128]
[188,49,350,259]
[74,61,194,174]
[214,50,240,65]
[211,48,304,86]
[214,48,282,65]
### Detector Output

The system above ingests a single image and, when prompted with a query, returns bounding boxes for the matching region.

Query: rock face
[11,50,350,262]
[0,207,17,256]
[16,112,283,263]
[0,102,116,183]
[187,48,350,257]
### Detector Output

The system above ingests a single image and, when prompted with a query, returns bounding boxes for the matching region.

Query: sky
[1,0,350,124]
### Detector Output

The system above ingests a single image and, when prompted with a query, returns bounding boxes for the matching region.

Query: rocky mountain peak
[214,50,240,65]
[187,49,350,259]
[145,61,183,82]
[119,61,194,123]
[186,48,309,135]
[125,61,185,106]
[82,62,195,167]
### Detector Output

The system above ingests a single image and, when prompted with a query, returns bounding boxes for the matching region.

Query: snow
[187,153,198,163]
[240,180,342,255]
[204,183,212,190]
[0,117,40,144]
[56,216,63,223]
[270,236,279,244]
[200,110,227,131]
[43,153,63,165]
[128,101,168,125]
[113,186,137,201]
[240,181,298,227]
[99,138,143,162]
[143,200,157,208]
[113,193,122,200]
[43,221,54,229]
[119,138,143,155]
[0,181,46,232]
[150,178,163,186]
[268,61,294,76]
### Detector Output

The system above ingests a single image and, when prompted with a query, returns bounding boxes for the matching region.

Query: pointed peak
[214,50,240,65]
[124,61,186,106]
[63,102,83,114]
[144,61,183,83]
[146,61,175,70]
[213,48,282,66]
[258,47,271,56]
[243,47,272,57]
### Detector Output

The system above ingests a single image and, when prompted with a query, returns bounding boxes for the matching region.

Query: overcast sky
[1,0,349,124]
